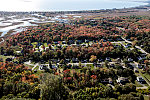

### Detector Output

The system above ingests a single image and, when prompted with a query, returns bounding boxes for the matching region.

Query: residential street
[24,60,39,70]
[122,37,149,55]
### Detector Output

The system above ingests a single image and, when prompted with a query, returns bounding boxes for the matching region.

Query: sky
[0,0,148,11]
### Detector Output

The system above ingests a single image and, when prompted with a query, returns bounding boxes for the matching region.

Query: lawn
[86,64,94,69]
[44,43,48,47]
[0,55,13,62]
[34,65,39,71]
[12,46,22,51]
[144,95,149,100]
[134,81,143,87]
[24,64,34,68]
[143,73,150,81]
[31,42,38,48]
[137,68,150,85]
[122,41,127,45]
[35,71,43,75]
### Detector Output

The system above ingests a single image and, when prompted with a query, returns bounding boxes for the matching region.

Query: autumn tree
[89,55,97,62]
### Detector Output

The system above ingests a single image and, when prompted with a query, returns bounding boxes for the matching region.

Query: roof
[117,77,128,83]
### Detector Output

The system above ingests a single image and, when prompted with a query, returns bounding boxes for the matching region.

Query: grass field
[143,73,150,81]
[134,81,143,87]
[144,95,149,100]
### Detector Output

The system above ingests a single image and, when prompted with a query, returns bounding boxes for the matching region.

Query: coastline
[0,0,150,40]
[0,0,149,12]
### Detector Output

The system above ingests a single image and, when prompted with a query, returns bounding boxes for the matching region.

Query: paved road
[133,61,150,86]
[136,86,148,89]
[111,41,132,50]
[32,63,39,70]
[135,46,149,55]
[39,45,44,52]
[129,62,149,89]
[24,60,39,70]
[135,80,148,89]
[122,37,149,55]
[68,63,93,66]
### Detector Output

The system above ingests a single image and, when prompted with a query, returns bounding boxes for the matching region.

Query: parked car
[127,63,134,69]
[128,58,133,62]
[106,57,111,62]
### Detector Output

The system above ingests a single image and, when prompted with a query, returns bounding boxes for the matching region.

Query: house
[34,69,37,73]
[6,58,12,62]
[106,57,111,62]
[117,38,123,41]
[108,39,113,42]
[109,64,115,68]
[81,59,87,63]
[85,39,89,43]
[101,78,113,84]
[137,64,142,69]
[126,43,132,47]
[68,40,75,44]
[16,51,21,54]
[66,64,72,69]
[125,45,128,48]
[116,77,129,85]
[116,58,121,63]
[140,45,144,48]
[98,58,103,62]
[52,65,58,69]
[51,59,59,63]
[13,61,19,64]
[76,40,82,44]
[40,65,48,70]
[81,44,86,47]
[40,60,46,64]
[53,41,58,44]
[134,68,139,73]
[114,44,120,48]
[4,53,8,56]
[128,58,133,62]
[37,43,42,47]
[140,53,147,59]
[72,58,79,63]
[45,47,49,50]
[138,56,143,61]
[62,41,66,44]
[65,59,70,63]
[103,39,107,42]
[127,39,131,41]
[137,76,146,84]
[127,63,134,69]
[95,64,102,67]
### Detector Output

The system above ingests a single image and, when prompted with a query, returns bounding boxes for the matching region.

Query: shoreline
[0,1,149,12]
[0,1,150,39]
[0,22,24,28]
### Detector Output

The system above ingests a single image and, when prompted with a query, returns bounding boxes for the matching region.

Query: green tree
[103,86,114,98]
[40,73,69,100]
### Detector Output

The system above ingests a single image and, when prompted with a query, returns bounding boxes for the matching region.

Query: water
[0,0,149,37]
[0,19,37,37]
[0,15,61,37]
[36,0,149,11]
[0,0,148,11]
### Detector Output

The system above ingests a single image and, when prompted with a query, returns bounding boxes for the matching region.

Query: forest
[0,15,150,100]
